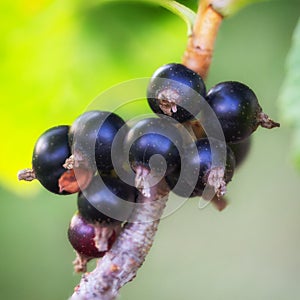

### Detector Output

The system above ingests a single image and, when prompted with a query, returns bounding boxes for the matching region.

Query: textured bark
[70,179,169,300]
[71,1,224,299]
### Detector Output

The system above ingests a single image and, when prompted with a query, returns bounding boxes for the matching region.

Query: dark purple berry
[206,81,279,143]
[32,125,71,194]
[68,212,116,258]
[147,63,206,122]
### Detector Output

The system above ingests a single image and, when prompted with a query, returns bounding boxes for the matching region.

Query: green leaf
[0,0,189,192]
[278,17,300,169]
[91,0,196,35]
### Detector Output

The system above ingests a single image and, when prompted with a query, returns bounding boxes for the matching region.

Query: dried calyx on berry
[17,125,93,194]
[18,125,72,194]
[147,63,206,123]
[124,117,183,197]
[68,211,119,273]
[205,81,280,143]
[69,110,127,172]
[166,138,235,199]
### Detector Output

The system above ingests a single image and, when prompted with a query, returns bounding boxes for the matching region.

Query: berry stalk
[70,178,169,300]
[71,1,223,299]
[182,0,223,79]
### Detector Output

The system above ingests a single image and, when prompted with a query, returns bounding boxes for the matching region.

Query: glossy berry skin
[229,138,251,168]
[206,81,262,143]
[147,63,206,122]
[32,125,71,194]
[165,166,201,198]
[69,110,126,172]
[68,212,116,258]
[166,138,235,198]
[125,118,182,175]
[77,175,137,224]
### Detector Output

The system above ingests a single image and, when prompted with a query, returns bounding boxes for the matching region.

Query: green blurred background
[1,0,300,299]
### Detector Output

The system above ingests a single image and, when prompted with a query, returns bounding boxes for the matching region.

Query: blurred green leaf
[278,18,300,169]
[1,2,300,300]
[0,0,188,192]
[93,0,196,34]
[279,18,300,124]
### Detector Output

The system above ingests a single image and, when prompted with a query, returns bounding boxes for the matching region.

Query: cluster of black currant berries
[18,63,279,272]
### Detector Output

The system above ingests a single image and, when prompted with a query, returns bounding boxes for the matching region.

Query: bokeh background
[1,0,300,299]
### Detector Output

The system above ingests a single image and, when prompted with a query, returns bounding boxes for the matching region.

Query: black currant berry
[124,118,183,197]
[166,138,235,198]
[32,125,71,194]
[206,81,280,143]
[77,175,137,224]
[69,110,127,172]
[229,138,251,168]
[126,118,182,173]
[147,63,206,122]
[68,212,116,259]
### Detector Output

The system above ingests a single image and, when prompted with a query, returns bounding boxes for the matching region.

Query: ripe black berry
[124,118,183,196]
[147,63,206,122]
[32,125,71,194]
[77,175,137,224]
[68,212,116,259]
[126,118,182,172]
[206,81,280,143]
[69,110,127,172]
[166,138,235,198]
[229,138,251,168]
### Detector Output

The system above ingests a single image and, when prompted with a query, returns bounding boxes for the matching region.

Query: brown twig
[182,0,223,79]
[70,178,170,300]
[182,0,224,163]
[70,1,224,299]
